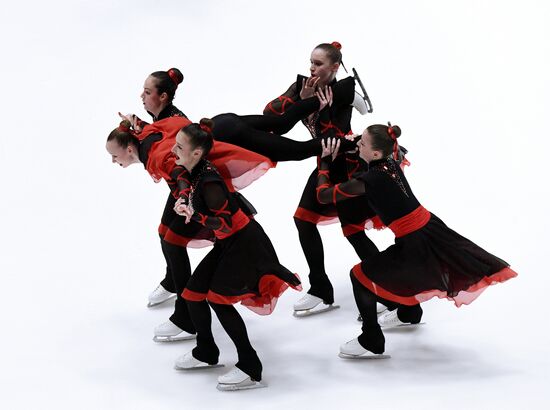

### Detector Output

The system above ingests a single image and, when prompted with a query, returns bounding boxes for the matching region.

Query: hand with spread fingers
[300,76,320,100]
[321,137,341,162]
[316,85,333,111]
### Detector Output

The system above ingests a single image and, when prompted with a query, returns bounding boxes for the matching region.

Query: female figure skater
[316,125,517,358]
[108,89,336,342]
[106,115,275,342]
[171,119,301,391]
[122,68,188,309]
[263,42,381,316]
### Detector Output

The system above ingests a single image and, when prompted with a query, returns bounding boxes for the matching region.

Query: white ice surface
[1,1,549,409]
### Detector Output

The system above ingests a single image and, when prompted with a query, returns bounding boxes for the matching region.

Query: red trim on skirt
[184,274,302,315]
[294,207,338,225]
[352,264,518,307]
[182,289,208,302]
[388,206,431,238]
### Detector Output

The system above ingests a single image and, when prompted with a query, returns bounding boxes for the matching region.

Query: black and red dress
[264,75,380,235]
[316,157,517,306]
[137,117,276,247]
[182,160,301,315]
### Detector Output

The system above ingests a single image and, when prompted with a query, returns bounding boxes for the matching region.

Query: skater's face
[309,48,339,86]
[173,131,203,169]
[106,140,138,168]
[358,130,382,163]
[141,76,168,117]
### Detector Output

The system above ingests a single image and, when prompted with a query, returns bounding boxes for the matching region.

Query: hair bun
[199,118,214,134]
[331,41,342,50]
[387,122,402,139]
[167,68,184,86]
[118,119,132,133]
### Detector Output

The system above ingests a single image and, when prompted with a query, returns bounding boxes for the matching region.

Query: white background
[1,0,548,409]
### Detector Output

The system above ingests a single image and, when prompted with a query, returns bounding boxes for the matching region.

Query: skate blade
[216,380,267,391]
[293,304,340,318]
[153,334,197,343]
[147,295,176,308]
[175,363,225,371]
[338,352,391,360]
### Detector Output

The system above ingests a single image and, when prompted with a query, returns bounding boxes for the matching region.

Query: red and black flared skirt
[183,219,302,314]
[352,209,517,307]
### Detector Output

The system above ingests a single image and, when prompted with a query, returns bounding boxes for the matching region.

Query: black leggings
[187,300,262,381]
[296,219,379,304]
[160,239,196,334]
[350,273,422,353]
[212,96,323,162]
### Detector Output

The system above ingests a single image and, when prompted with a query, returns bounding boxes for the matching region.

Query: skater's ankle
[397,305,423,324]
[192,346,220,365]
[358,326,385,354]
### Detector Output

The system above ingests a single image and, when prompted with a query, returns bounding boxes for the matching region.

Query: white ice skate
[147,284,176,308]
[153,320,196,342]
[216,367,267,391]
[357,303,390,321]
[378,309,425,329]
[174,351,224,370]
[338,338,390,360]
[293,294,340,318]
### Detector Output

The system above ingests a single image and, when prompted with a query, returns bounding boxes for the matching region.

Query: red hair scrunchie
[167,69,179,86]
[387,125,399,160]
[331,41,342,50]
[199,123,212,134]
[118,123,130,133]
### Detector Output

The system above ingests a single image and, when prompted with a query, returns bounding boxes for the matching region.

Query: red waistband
[388,206,431,238]
[215,209,250,240]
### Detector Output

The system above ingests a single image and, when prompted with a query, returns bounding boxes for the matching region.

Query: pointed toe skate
[153,320,196,342]
[293,294,339,317]
[339,338,390,360]
[174,351,224,370]
[216,367,267,391]
[147,284,176,307]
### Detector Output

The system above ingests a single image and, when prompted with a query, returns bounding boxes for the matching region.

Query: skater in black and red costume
[171,119,301,391]
[264,42,382,316]
[109,78,338,341]
[124,68,191,310]
[316,126,517,359]
[106,115,276,343]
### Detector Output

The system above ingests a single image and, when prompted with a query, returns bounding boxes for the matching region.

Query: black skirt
[183,219,301,315]
[352,213,517,307]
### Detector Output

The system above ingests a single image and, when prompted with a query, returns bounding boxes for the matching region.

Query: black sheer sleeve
[316,157,366,204]
[167,165,191,203]
[190,181,233,234]
[263,82,299,115]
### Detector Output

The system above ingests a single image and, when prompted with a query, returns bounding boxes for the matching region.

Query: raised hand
[321,137,341,161]
[316,85,333,111]
[118,112,143,133]
[300,76,320,100]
